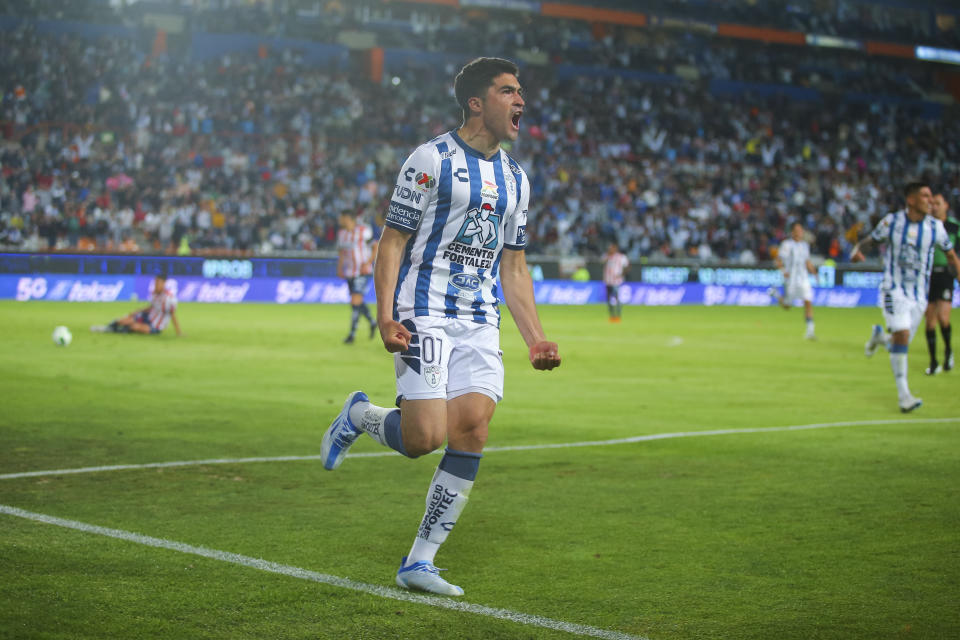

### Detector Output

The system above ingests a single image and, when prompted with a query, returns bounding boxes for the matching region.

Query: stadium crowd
[145,0,960,51]
[1,2,958,264]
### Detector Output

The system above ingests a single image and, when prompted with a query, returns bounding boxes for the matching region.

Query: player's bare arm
[806,259,817,275]
[171,309,182,337]
[373,226,413,352]
[947,248,960,285]
[500,248,560,370]
[775,254,786,278]
[364,241,378,275]
[851,236,875,262]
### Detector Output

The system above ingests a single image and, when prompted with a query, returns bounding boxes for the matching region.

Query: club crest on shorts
[423,364,443,389]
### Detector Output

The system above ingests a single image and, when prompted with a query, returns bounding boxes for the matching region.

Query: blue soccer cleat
[396,556,464,596]
[864,324,885,357]
[321,391,368,470]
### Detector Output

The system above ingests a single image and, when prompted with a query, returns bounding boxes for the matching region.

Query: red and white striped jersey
[337,223,374,278]
[148,288,177,331]
[603,252,629,286]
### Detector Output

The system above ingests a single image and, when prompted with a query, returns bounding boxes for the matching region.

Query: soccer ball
[52,325,72,347]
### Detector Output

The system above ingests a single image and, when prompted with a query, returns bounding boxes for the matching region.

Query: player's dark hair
[904,181,929,198]
[454,57,519,122]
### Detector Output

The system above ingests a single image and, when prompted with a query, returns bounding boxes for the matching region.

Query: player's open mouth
[511,111,522,129]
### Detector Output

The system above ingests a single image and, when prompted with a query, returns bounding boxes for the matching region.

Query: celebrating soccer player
[853,181,960,412]
[768,222,817,340]
[923,193,959,374]
[320,57,561,596]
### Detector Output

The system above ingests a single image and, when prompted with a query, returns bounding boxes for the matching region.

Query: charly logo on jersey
[442,203,501,270]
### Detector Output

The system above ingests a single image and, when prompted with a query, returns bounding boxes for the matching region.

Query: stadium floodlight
[805,34,862,50]
[915,46,960,65]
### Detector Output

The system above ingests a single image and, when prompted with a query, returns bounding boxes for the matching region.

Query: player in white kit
[320,58,561,596]
[768,222,817,340]
[852,181,960,412]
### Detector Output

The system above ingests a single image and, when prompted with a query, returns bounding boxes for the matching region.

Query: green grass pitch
[1,300,958,640]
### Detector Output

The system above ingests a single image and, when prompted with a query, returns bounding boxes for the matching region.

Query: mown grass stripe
[0,504,647,640]
[2,417,957,481]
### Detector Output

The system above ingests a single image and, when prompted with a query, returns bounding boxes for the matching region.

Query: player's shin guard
[359,302,372,323]
[406,449,482,566]
[890,344,911,400]
[349,305,361,335]
[354,404,411,457]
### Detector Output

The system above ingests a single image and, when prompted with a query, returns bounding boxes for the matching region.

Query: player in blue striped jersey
[320,58,561,596]
[853,181,960,412]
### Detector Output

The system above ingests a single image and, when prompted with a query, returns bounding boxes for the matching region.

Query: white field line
[0,504,647,640]
[2,417,958,482]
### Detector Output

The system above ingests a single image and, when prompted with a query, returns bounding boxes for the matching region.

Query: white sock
[890,351,910,400]
[349,402,391,447]
[406,469,473,566]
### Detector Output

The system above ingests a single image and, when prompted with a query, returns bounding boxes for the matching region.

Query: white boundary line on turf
[2,416,958,481]
[0,504,647,640]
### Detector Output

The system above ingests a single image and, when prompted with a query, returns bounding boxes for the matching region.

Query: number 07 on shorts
[394,317,504,404]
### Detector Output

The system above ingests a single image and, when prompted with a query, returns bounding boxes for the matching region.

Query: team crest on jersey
[441,203,500,269]
[415,172,436,191]
[481,180,499,200]
[423,364,443,388]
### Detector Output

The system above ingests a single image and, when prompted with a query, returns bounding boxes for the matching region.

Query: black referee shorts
[928,267,955,303]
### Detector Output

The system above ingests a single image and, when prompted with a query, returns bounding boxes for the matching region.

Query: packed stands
[1,0,958,264]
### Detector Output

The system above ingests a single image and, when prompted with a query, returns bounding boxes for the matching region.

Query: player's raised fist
[529,340,561,371]
[380,320,412,353]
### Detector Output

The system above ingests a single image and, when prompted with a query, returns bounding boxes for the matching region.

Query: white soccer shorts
[394,316,503,404]
[880,289,925,339]
[785,277,813,304]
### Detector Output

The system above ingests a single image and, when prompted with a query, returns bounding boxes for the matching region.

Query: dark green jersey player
[925,193,960,374]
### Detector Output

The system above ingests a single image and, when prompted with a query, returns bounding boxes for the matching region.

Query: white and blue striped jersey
[778,238,810,284]
[870,210,954,302]
[385,130,529,326]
